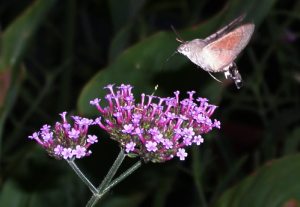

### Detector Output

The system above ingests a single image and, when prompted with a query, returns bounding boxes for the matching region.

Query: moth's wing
[204,14,246,43]
[202,23,255,72]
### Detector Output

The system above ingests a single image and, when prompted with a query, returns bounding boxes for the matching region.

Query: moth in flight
[176,15,255,89]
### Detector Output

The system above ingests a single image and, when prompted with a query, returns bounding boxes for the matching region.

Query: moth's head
[177,41,191,56]
[177,39,206,56]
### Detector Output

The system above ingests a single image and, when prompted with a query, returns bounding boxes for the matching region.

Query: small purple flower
[59,112,67,122]
[125,142,136,153]
[54,145,63,155]
[90,98,105,113]
[87,135,98,144]
[133,127,143,135]
[166,112,176,119]
[177,148,188,161]
[28,132,39,140]
[197,97,208,103]
[41,132,53,142]
[183,136,192,146]
[182,127,195,138]
[41,125,51,134]
[61,148,73,159]
[174,128,182,135]
[195,113,205,123]
[114,112,122,118]
[77,118,93,126]
[63,123,71,130]
[104,84,116,95]
[122,124,134,134]
[146,141,158,152]
[203,117,212,127]
[162,139,173,149]
[153,133,164,143]
[68,128,80,139]
[132,113,142,124]
[148,127,159,136]
[193,135,204,145]
[73,145,86,159]
[213,119,221,129]
[187,91,196,100]
[90,98,101,106]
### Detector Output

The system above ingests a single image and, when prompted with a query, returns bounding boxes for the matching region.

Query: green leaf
[0,0,57,71]
[213,154,300,207]
[0,180,29,207]
[108,0,147,31]
[109,25,132,62]
[219,0,277,25]
[283,127,300,155]
[0,0,56,153]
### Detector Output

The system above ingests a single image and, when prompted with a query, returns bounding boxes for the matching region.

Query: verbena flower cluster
[90,84,220,163]
[28,112,98,160]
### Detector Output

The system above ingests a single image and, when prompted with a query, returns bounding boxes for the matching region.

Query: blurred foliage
[214,154,300,207]
[1,0,300,206]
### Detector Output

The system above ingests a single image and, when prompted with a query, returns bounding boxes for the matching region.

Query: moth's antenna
[208,72,223,83]
[160,51,177,71]
[165,51,177,63]
[160,25,183,71]
[171,25,185,43]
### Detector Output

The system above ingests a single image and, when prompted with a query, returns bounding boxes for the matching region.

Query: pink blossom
[177,148,188,161]
[146,141,158,152]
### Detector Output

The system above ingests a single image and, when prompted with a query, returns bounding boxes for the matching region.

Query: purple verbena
[90,84,221,163]
[28,112,98,160]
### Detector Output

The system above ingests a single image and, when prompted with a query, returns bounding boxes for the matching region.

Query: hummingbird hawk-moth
[176,15,255,89]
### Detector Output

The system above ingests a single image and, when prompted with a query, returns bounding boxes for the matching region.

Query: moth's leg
[229,62,243,89]
[223,63,233,79]
[224,70,231,79]
[208,72,222,83]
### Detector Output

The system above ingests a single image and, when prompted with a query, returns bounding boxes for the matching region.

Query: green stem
[85,150,126,207]
[86,194,102,207]
[86,160,142,207]
[67,159,97,194]
[97,149,126,192]
[102,160,142,195]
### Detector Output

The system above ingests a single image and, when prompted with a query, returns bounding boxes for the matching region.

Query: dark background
[0,0,300,206]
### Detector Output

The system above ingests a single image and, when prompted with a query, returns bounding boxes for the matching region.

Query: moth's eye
[178,45,188,53]
[183,46,190,52]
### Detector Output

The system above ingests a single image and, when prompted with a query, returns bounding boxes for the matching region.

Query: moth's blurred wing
[204,14,246,43]
[202,24,255,72]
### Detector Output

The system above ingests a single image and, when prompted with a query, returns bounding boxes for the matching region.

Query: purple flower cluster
[28,112,98,160]
[90,84,220,163]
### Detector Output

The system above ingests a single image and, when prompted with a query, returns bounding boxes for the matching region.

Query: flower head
[92,84,220,163]
[28,112,98,160]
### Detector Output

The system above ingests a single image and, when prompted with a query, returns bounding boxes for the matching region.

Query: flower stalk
[97,149,126,192]
[67,159,98,194]
[86,149,142,207]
